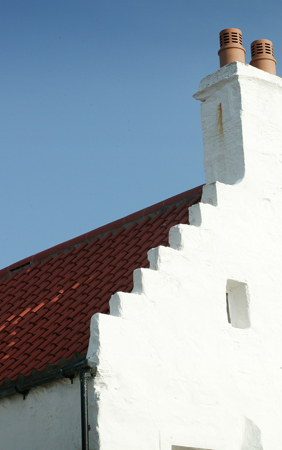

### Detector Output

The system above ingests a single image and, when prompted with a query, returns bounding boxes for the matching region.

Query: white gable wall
[87,63,282,449]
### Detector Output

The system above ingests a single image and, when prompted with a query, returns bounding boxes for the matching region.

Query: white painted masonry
[0,376,98,450]
[87,62,282,449]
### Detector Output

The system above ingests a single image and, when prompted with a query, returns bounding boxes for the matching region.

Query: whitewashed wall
[0,375,98,450]
[87,63,282,450]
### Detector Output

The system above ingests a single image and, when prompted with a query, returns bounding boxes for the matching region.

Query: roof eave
[0,357,95,400]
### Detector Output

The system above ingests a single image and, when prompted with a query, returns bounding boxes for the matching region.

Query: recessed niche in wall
[226,279,250,329]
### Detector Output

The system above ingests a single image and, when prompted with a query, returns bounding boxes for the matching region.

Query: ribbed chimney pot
[218,28,246,68]
[250,39,276,75]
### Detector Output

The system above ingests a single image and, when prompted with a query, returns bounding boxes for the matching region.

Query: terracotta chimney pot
[250,39,276,75]
[218,28,246,67]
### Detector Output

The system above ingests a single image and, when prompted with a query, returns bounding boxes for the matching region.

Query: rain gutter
[0,358,96,450]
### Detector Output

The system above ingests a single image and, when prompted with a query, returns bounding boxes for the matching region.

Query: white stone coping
[194,61,282,101]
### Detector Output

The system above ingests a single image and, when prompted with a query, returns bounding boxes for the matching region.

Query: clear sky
[1,0,281,269]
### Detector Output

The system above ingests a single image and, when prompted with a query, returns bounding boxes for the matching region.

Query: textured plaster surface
[0,376,98,450]
[87,62,282,449]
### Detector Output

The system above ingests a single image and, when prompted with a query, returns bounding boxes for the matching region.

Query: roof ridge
[0,185,203,280]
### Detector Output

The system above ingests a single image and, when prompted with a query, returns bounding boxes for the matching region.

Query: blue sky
[1,0,281,269]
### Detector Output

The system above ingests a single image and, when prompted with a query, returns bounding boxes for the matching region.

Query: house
[0,186,202,449]
[1,28,282,449]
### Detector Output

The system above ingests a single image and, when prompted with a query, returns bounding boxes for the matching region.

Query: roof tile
[0,185,202,387]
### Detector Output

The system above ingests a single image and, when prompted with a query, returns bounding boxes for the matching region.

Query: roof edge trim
[0,358,95,400]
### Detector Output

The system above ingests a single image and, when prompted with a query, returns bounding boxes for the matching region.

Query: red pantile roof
[0,185,202,390]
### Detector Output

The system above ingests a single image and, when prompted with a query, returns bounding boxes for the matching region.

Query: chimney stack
[218,28,246,67]
[195,30,282,189]
[250,39,276,75]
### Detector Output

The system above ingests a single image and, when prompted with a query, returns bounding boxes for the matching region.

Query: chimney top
[218,28,246,68]
[250,39,277,75]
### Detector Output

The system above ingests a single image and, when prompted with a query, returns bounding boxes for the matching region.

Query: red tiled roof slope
[0,186,202,387]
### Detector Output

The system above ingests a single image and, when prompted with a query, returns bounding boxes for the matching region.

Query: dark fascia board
[0,358,96,400]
